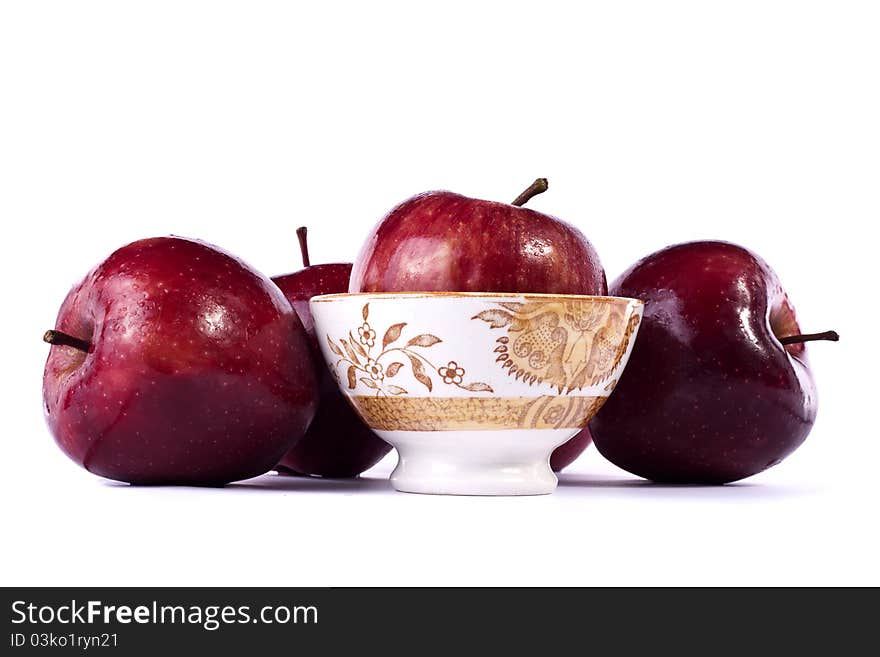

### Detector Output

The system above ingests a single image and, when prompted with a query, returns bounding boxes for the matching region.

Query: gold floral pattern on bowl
[326,302,494,397]
[350,395,607,431]
[472,299,641,393]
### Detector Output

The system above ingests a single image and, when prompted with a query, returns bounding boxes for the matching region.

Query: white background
[1,1,877,586]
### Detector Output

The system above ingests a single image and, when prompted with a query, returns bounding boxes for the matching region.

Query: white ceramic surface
[311,292,643,495]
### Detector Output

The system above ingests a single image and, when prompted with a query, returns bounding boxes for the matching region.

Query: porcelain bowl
[310,292,644,496]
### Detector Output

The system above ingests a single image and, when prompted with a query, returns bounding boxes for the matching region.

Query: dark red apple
[350,179,606,468]
[550,427,592,472]
[272,227,391,478]
[42,236,318,485]
[350,179,607,295]
[589,240,837,484]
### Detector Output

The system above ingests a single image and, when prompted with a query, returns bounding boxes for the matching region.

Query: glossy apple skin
[589,241,817,484]
[272,263,391,478]
[351,190,607,462]
[349,191,607,295]
[550,427,592,472]
[42,237,318,485]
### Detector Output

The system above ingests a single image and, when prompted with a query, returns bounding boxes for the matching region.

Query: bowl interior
[312,290,643,303]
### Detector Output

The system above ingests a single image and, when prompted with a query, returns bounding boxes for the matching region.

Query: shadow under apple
[555,472,821,499]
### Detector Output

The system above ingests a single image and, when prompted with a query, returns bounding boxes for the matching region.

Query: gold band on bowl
[350,395,607,432]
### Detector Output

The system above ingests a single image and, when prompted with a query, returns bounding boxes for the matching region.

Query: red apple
[350,180,607,468]
[550,427,592,472]
[589,240,838,484]
[42,237,318,485]
[272,228,391,478]
[350,179,607,295]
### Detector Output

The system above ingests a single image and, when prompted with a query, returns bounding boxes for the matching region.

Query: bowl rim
[311,291,644,306]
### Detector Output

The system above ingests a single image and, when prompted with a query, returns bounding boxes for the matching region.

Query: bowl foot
[377,429,576,496]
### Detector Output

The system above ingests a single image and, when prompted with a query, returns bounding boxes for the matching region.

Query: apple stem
[779,330,839,345]
[297,226,311,268]
[511,178,549,207]
[43,330,91,353]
